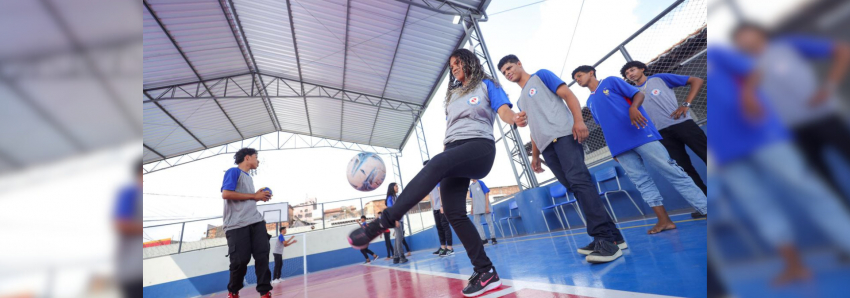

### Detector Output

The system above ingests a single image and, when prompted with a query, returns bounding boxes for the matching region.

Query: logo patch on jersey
[528,88,537,97]
[651,89,661,96]
[603,89,610,96]
[467,97,481,106]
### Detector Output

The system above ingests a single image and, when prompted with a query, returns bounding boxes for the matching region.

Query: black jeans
[433,210,453,246]
[792,115,850,206]
[541,136,623,243]
[658,120,708,194]
[381,138,496,273]
[272,253,283,280]
[120,280,142,298]
[383,232,393,257]
[225,221,272,294]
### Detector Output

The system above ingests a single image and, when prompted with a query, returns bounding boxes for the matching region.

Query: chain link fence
[569,0,708,167]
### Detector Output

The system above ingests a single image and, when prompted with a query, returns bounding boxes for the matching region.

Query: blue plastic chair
[541,183,586,232]
[499,201,521,237]
[595,166,644,223]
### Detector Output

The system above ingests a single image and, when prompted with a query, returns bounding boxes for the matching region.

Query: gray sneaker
[586,240,622,263]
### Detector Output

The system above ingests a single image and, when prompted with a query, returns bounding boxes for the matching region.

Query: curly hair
[444,49,498,114]
[620,61,649,81]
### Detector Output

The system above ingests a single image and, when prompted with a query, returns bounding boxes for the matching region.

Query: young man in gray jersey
[469,179,497,245]
[272,227,296,284]
[499,55,626,263]
[621,61,708,220]
[220,148,273,298]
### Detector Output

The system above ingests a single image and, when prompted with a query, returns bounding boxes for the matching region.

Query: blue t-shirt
[386,195,403,222]
[778,35,835,59]
[707,47,790,165]
[114,184,140,221]
[586,76,662,156]
[639,73,689,89]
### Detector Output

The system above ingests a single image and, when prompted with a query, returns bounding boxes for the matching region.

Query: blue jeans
[615,141,707,215]
[720,141,850,250]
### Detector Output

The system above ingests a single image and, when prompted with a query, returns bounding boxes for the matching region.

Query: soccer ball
[346,152,386,192]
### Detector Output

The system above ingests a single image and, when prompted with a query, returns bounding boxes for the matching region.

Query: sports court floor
[203,213,706,298]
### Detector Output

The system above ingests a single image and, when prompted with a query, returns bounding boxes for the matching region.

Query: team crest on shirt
[651,89,660,96]
[528,88,537,97]
[603,89,610,96]
[467,96,481,106]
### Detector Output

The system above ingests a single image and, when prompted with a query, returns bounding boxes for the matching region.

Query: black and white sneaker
[491,238,497,245]
[585,239,622,263]
[462,267,501,297]
[348,217,390,249]
[433,248,443,255]
[482,239,489,245]
[399,257,409,264]
[447,249,455,255]
[691,212,707,219]
[578,240,628,255]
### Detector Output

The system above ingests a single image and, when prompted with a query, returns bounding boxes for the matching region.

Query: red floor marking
[206,266,511,298]
[498,289,595,298]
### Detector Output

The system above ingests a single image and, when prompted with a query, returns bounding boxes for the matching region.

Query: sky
[141,0,704,241]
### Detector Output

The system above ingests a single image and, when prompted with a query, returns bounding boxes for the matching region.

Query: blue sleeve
[221,168,241,192]
[114,186,137,220]
[386,196,394,207]
[480,181,490,194]
[484,79,513,113]
[608,77,640,99]
[779,35,835,59]
[652,73,690,88]
[708,47,753,76]
[535,69,566,94]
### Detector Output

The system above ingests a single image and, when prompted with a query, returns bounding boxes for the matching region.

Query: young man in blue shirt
[220,148,274,298]
[621,61,708,219]
[498,55,626,263]
[573,65,707,235]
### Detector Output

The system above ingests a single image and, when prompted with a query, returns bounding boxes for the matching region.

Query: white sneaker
[271,279,281,284]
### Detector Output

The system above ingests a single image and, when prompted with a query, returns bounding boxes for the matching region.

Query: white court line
[367,263,685,298]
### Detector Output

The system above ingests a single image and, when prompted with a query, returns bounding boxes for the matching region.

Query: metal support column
[414,118,431,163]
[618,45,634,62]
[466,17,538,190]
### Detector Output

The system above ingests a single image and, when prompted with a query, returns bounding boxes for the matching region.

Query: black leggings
[434,210,453,246]
[360,248,376,259]
[381,138,496,272]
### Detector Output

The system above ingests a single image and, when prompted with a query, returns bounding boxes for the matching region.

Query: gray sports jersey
[518,74,574,152]
[760,42,839,127]
[638,76,692,130]
[273,236,285,254]
[223,169,264,232]
[430,185,442,210]
[469,181,489,214]
[444,80,505,144]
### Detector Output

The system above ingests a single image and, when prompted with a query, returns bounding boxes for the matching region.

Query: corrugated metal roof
[143,0,486,165]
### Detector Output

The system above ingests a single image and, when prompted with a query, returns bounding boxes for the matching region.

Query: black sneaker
[400,258,409,264]
[586,239,622,263]
[447,249,455,255]
[578,240,628,255]
[393,257,399,264]
[482,239,489,245]
[433,248,443,255]
[691,212,707,219]
[462,267,501,297]
[439,249,448,257]
[348,218,389,249]
[491,238,497,245]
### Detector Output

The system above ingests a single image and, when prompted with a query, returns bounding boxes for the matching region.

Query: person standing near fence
[497,56,626,263]
[385,183,408,264]
[272,227,296,284]
[573,66,707,236]
[357,216,380,263]
[469,179,497,245]
[621,61,708,219]
[220,148,273,298]
[114,162,143,298]
[378,211,394,259]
